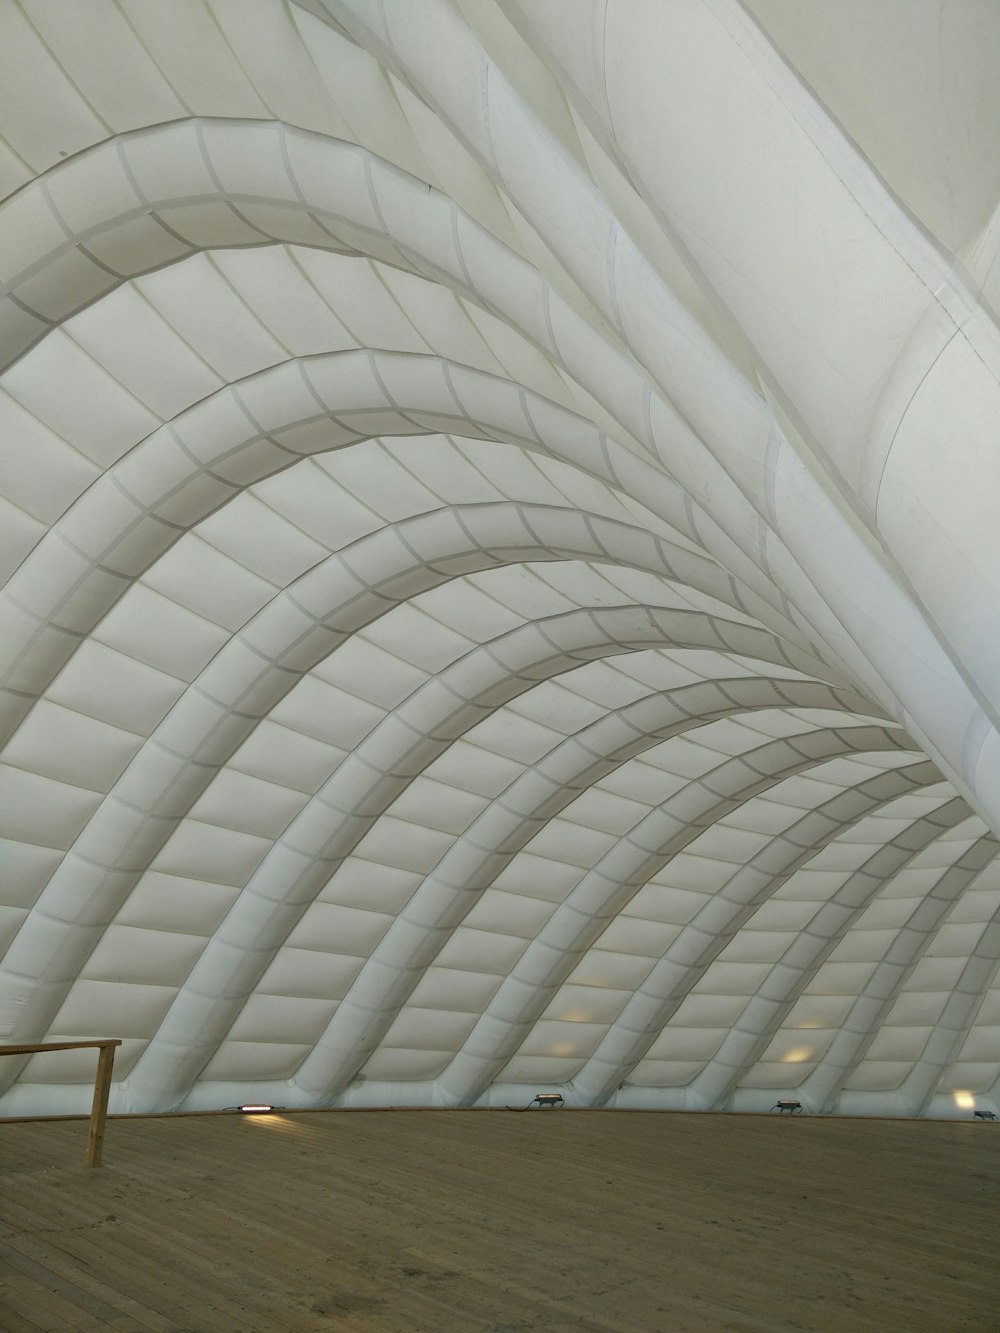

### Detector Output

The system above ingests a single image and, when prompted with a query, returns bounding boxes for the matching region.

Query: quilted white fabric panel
[1,0,998,1121]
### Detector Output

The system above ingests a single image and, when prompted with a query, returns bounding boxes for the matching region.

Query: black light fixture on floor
[237,1103,274,1114]
[507,1091,565,1111]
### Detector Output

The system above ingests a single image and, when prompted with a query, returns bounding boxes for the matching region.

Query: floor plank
[2,1109,999,1331]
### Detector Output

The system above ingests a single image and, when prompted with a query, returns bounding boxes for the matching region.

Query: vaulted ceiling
[2,0,1000,1118]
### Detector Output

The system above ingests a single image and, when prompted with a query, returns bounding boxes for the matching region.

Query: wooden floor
[1,1108,998,1332]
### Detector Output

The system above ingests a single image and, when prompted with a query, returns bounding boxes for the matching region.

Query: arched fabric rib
[0,348,810,744]
[117,604,842,1111]
[311,1,1000,813]
[1,494,802,860]
[0,598,810,1091]
[898,913,1000,1116]
[686,795,976,1109]
[295,724,919,1106]
[0,4,997,1122]
[1,119,831,693]
[494,0,1000,743]
[569,760,942,1106]
[0,116,960,778]
[0,114,771,504]
[131,680,887,1109]
[0,119,759,540]
[436,734,925,1108]
[802,833,1000,1111]
[437,748,932,1108]
[495,0,987,446]
[310,0,776,445]
[0,480,812,1020]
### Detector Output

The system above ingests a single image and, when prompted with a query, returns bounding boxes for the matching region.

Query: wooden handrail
[0,1039,122,1167]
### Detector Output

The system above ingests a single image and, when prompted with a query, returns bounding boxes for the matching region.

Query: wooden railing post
[86,1042,117,1168]
[0,1039,122,1167]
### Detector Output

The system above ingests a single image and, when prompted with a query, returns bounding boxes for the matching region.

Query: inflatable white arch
[2,0,1000,1120]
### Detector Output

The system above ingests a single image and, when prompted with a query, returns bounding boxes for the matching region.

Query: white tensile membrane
[1,0,999,1120]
